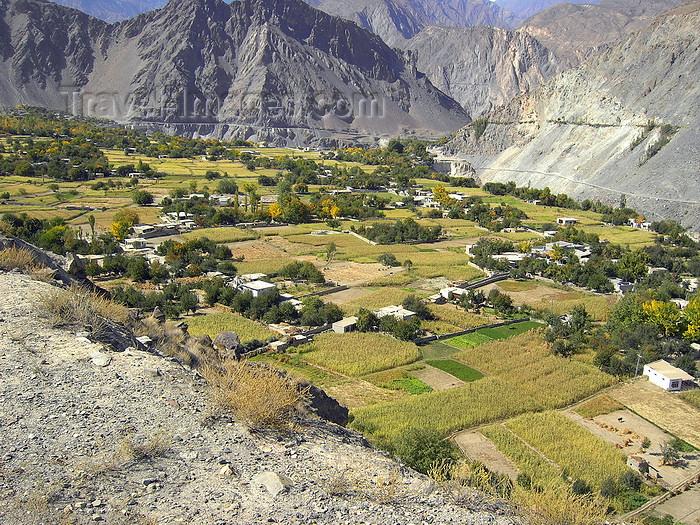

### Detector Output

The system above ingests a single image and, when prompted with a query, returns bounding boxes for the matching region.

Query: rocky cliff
[519,0,689,66]
[0,0,468,145]
[398,25,562,118]
[0,268,517,524]
[305,0,518,46]
[440,1,700,230]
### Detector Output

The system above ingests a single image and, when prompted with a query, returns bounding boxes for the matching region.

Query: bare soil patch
[322,261,400,286]
[228,240,288,261]
[453,431,519,481]
[322,287,374,305]
[609,380,700,450]
[411,365,466,391]
[653,484,700,524]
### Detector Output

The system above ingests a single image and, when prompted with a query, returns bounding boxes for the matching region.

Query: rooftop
[645,360,695,381]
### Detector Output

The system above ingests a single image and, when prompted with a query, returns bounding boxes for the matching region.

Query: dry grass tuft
[202,360,309,431]
[515,484,608,525]
[575,394,624,419]
[137,317,215,367]
[121,430,172,460]
[0,245,40,272]
[39,284,128,334]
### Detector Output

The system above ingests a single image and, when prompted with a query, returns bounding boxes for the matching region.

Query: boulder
[299,380,349,427]
[213,331,241,359]
[252,471,293,497]
[63,253,86,278]
[152,307,166,323]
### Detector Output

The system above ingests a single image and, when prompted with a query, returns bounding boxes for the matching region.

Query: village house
[557,217,579,227]
[643,360,695,391]
[238,280,277,298]
[375,305,416,321]
[332,316,358,334]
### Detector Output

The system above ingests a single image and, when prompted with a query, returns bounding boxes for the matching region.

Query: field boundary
[620,470,700,521]
[414,317,537,344]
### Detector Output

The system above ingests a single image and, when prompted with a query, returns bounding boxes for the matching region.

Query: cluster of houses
[331,305,417,334]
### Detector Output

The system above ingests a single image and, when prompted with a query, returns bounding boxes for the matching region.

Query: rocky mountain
[0,0,468,145]
[49,0,165,22]
[305,0,519,46]
[440,1,700,230]
[519,0,689,66]
[397,25,562,117]
[496,0,597,21]
[0,267,518,524]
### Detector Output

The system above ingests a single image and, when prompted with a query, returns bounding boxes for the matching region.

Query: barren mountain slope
[50,0,165,22]
[305,0,518,46]
[0,0,468,145]
[519,0,689,66]
[0,270,516,524]
[441,1,700,230]
[398,25,563,117]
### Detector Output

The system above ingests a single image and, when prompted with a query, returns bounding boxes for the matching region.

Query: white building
[240,280,277,298]
[332,316,358,334]
[557,217,579,227]
[643,360,695,391]
[375,305,416,321]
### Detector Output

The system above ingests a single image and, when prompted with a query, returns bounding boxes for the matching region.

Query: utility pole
[634,354,642,378]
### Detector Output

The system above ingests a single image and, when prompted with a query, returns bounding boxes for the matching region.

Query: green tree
[392,427,457,475]
[618,250,648,282]
[682,297,700,341]
[132,190,154,205]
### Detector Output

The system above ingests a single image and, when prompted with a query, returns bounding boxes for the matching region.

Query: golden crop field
[342,287,414,314]
[301,332,421,377]
[480,425,564,489]
[574,395,624,419]
[680,390,700,410]
[186,311,274,342]
[422,304,492,335]
[182,227,259,243]
[453,331,616,409]
[234,257,297,275]
[505,411,629,489]
[350,377,540,442]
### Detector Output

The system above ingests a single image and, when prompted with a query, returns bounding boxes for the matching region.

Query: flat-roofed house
[643,360,695,391]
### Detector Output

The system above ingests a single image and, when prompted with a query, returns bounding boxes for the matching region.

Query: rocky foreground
[0,271,516,524]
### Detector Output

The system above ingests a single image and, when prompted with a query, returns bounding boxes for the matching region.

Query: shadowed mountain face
[0,0,468,145]
[442,1,700,230]
[49,0,165,22]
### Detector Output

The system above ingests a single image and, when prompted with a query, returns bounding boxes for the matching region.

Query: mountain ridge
[0,0,468,145]
[440,0,700,230]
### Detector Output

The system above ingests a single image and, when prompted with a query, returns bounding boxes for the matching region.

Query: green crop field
[186,311,274,342]
[425,360,483,382]
[445,321,542,350]
[365,369,433,394]
[301,332,421,377]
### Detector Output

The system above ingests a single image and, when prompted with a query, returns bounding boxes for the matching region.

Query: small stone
[219,464,234,477]
[90,351,111,367]
[91,499,102,508]
[252,471,293,497]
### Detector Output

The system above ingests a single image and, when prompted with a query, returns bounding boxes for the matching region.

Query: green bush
[391,427,458,475]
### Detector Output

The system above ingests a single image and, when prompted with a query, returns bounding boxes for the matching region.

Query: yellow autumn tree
[683,297,700,341]
[269,202,282,219]
[643,300,682,337]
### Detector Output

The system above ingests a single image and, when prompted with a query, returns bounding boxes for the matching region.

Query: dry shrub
[39,284,127,334]
[430,459,513,504]
[121,430,171,460]
[202,360,309,431]
[137,317,213,367]
[516,484,608,525]
[0,245,39,272]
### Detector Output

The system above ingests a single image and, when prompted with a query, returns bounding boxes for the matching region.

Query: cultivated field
[301,332,421,377]
[505,411,629,490]
[182,227,259,243]
[574,394,624,419]
[351,377,540,443]
[186,311,274,342]
[608,380,700,449]
[452,331,616,409]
